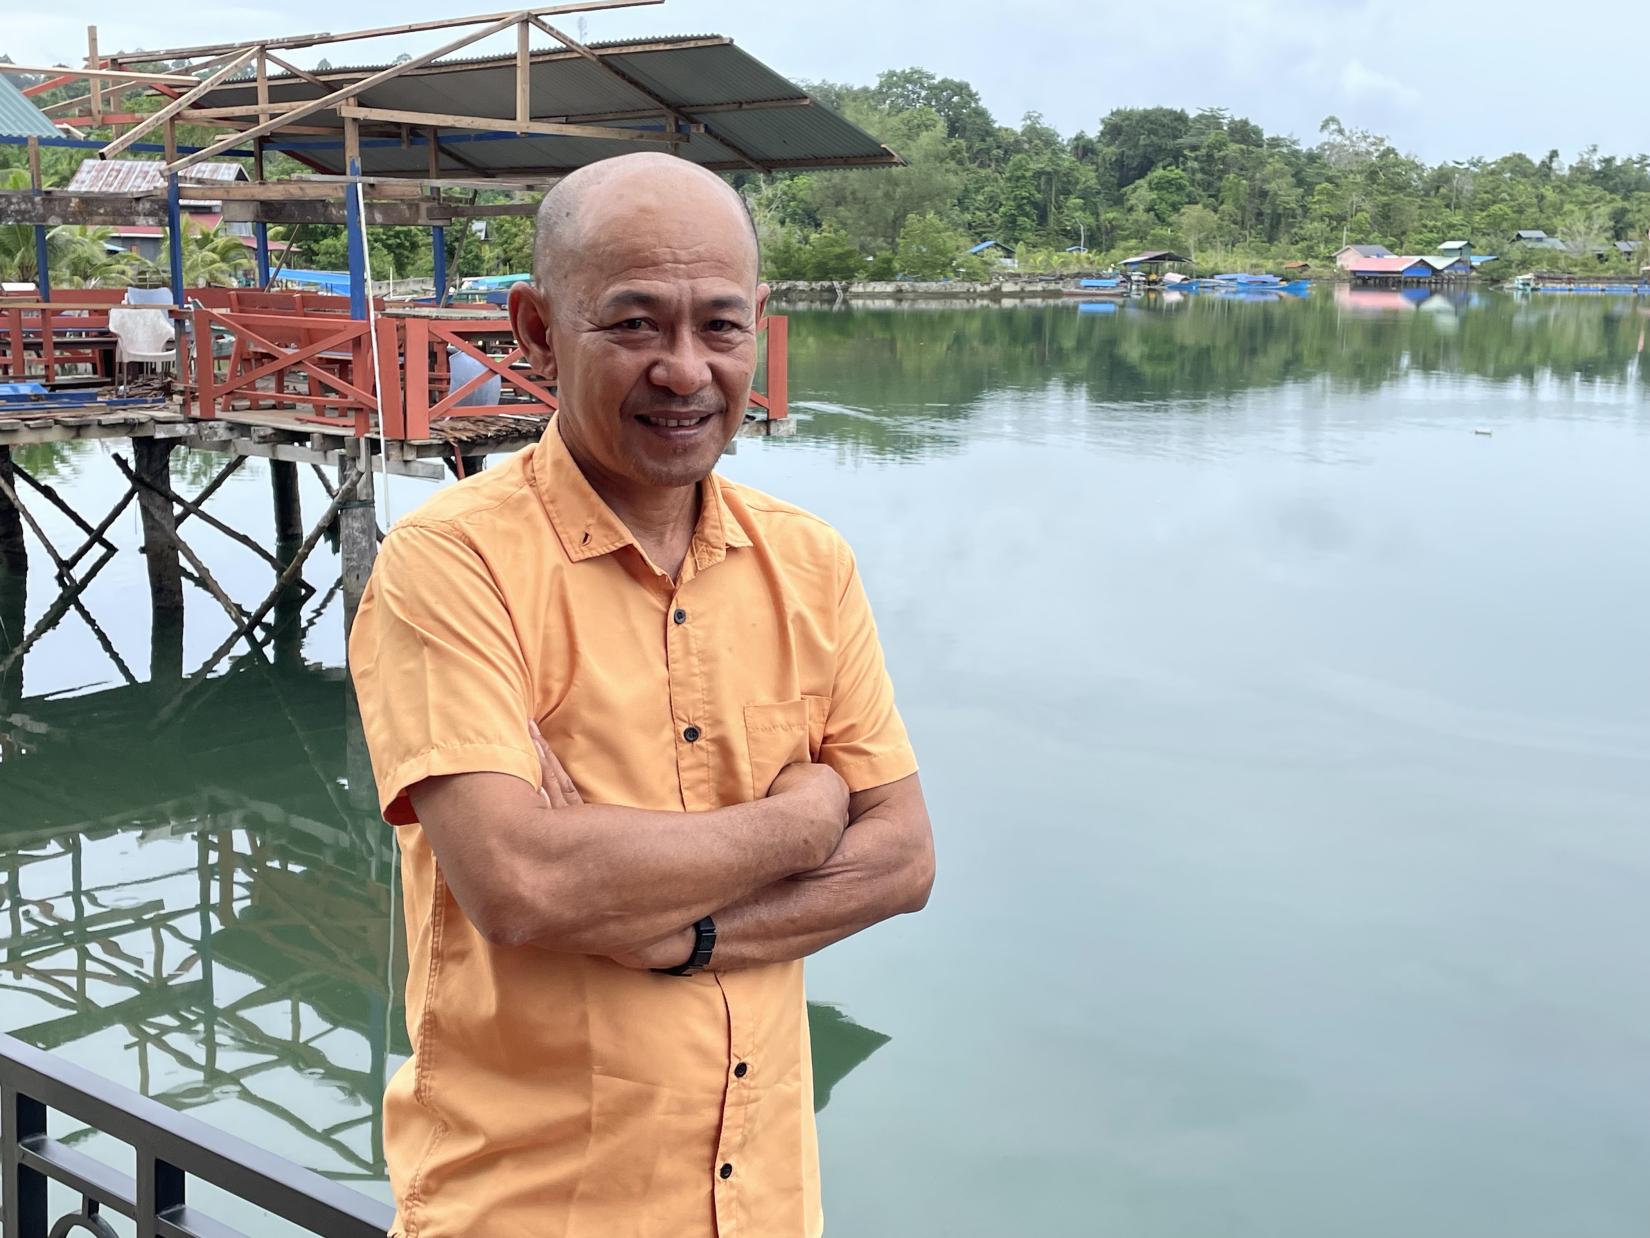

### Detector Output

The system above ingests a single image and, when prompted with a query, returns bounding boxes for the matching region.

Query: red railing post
[193,308,216,418]
[404,318,431,441]
[375,317,405,440]
[764,315,788,419]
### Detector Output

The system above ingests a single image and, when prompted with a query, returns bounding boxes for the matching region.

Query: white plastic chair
[108,306,176,390]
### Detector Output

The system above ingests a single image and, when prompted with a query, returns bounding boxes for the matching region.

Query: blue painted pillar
[432,225,448,306]
[345,156,367,320]
[33,227,50,302]
[254,222,271,288]
[166,174,185,304]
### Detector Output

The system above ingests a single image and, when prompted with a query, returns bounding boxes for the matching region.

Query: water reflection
[782,291,1649,462]
[0,654,890,1196]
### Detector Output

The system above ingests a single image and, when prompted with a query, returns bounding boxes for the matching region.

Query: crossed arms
[406,724,935,972]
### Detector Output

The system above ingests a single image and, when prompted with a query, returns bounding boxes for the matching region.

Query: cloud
[1339,59,1422,110]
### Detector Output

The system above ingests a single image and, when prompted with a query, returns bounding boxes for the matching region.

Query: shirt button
[719,1163,733,1180]
[683,725,702,743]
[733,1062,748,1079]
[673,608,687,624]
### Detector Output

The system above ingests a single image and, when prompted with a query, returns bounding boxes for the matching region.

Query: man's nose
[648,330,713,396]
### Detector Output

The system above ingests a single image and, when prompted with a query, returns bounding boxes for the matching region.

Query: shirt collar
[533,414,752,568]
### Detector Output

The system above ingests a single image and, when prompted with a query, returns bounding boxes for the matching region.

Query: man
[349,152,934,1238]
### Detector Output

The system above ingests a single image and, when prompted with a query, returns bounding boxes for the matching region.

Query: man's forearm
[410,772,839,957]
[708,804,934,970]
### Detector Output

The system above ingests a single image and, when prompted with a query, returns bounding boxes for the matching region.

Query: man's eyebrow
[595,290,753,318]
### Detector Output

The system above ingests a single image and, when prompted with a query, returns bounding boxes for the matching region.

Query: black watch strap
[653,915,716,976]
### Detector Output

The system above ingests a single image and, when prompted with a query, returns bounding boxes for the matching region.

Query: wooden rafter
[165,11,527,171]
[337,105,682,145]
[106,0,660,64]
[100,46,261,160]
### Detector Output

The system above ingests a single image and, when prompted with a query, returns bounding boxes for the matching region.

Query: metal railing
[1,1032,393,1238]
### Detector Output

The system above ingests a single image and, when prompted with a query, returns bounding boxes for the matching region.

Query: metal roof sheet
[67,159,248,194]
[0,73,58,139]
[1351,256,1431,274]
[187,36,897,176]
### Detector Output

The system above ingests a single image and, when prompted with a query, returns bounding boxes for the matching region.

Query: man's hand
[768,761,852,869]
[530,720,581,808]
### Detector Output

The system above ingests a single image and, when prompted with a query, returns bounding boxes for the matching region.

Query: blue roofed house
[969,239,1017,269]
[1512,229,1567,250]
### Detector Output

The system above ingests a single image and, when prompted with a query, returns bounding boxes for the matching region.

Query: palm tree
[131,222,254,288]
[0,168,140,288]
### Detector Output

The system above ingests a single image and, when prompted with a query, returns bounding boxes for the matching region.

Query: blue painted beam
[432,225,448,307]
[167,174,185,305]
[345,157,367,320]
[0,134,254,157]
[255,222,271,288]
[33,226,50,301]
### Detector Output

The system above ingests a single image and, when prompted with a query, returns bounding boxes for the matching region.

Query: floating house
[1512,229,1567,250]
[1439,240,1472,258]
[1419,255,1472,277]
[1348,255,1439,285]
[1334,243,1393,270]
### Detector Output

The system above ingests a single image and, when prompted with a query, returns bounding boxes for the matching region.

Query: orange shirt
[349,418,916,1238]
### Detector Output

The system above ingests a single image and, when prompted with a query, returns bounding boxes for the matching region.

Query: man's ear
[755,281,771,324]
[508,281,557,382]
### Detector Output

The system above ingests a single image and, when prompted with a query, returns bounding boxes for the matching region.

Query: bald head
[532,153,759,296]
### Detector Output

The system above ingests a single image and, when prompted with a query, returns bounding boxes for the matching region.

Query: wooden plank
[87,26,103,126]
[201,180,425,201]
[0,192,171,227]
[27,137,42,192]
[516,19,532,129]
[108,1,662,63]
[219,200,435,226]
[0,63,200,85]
[100,46,261,159]
[337,105,681,144]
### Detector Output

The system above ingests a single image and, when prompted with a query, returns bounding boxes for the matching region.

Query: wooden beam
[516,19,532,130]
[26,138,42,192]
[337,105,682,144]
[166,10,527,171]
[261,52,333,94]
[218,199,439,226]
[0,63,201,86]
[87,27,102,127]
[426,127,442,179]
[256,47,271,126]
[107,1,662,63]
[100,46,261,160]
[204,179,426,200]
[0,191,171,227]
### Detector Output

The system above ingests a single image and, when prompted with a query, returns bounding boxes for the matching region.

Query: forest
[4,59,1649,284]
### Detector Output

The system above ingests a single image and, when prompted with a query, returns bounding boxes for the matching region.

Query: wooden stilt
[133,438,184,681]
[271,460,305,666]
[0,446,27,574]
[338,454,378,637]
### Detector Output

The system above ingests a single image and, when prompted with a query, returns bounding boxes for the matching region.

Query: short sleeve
[348,523,542,825]
[819,538,918,792]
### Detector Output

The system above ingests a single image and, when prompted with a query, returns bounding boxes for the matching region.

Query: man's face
[510,179,768,493]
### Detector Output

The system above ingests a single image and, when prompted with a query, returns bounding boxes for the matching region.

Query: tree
[1174,204,1219,259]
[894,212,974,280]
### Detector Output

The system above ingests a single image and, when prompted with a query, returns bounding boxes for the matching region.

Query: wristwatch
[653,916,716,976]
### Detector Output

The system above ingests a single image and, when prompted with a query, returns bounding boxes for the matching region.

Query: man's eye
[706,319,740,333]
[614,318,650,331]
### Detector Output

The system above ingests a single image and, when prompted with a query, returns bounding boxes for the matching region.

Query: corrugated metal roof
[1351,256,1431,274]
[67,159,248,194]
[0,73,58,139]
[188,35,897,176]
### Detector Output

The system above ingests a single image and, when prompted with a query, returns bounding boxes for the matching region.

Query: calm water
[3,289,1649,1236]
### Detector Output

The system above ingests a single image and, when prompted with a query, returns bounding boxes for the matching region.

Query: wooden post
[338,454,377,636]
[515,18,532,130]
[272,458,304,667]
[134,438,184,681]
[87,26,103,127]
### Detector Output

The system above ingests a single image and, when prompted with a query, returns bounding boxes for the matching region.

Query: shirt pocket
[744,697,828,802]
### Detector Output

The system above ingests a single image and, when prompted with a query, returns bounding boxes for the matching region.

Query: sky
[6,0,1643,166]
